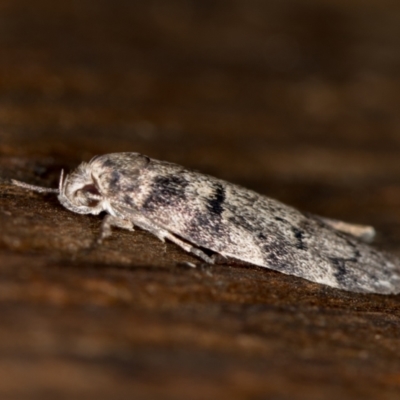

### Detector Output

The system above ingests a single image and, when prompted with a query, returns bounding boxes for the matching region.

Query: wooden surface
[1,1,400,399]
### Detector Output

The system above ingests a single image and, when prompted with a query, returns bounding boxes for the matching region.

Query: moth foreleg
[106,211,215,264]
[98,215,135,243]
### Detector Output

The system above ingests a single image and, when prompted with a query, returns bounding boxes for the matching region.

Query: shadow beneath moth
[12,152,400,294]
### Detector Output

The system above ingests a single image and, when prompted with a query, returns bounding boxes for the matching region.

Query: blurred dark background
[1,0,400,226]
[1,1,400,399]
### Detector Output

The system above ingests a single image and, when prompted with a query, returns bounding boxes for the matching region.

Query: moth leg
[162,232,215,264]
[98,215,134,243]
[109,210,215,263]
[317,216,376,243]
[125,215,214,264]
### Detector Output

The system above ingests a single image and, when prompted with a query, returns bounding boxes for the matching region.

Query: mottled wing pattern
[92,154,400,294]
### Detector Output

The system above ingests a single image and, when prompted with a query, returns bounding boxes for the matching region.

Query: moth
[11,152,400,294]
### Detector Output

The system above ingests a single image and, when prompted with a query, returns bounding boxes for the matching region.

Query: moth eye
[75,184,101,207]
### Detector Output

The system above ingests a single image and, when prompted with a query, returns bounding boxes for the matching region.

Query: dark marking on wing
[329,255,360,285]
[102,158,117,169]
[342,235,362,259]
[228,214,256,233]
[292,227,307,250]
[330,257,348,284]
[155,175,188,200]
[263,239,290,261]
[206,183,225,216]
[257,232,267,240]
[124,194,134,207]
[109,171,121,189]
[143,174,189,209]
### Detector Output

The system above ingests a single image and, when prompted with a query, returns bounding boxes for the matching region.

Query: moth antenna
[11,179,59,194]
[58,169,65,194]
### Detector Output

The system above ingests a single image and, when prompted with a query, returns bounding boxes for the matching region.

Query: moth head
[58,163,105,215]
